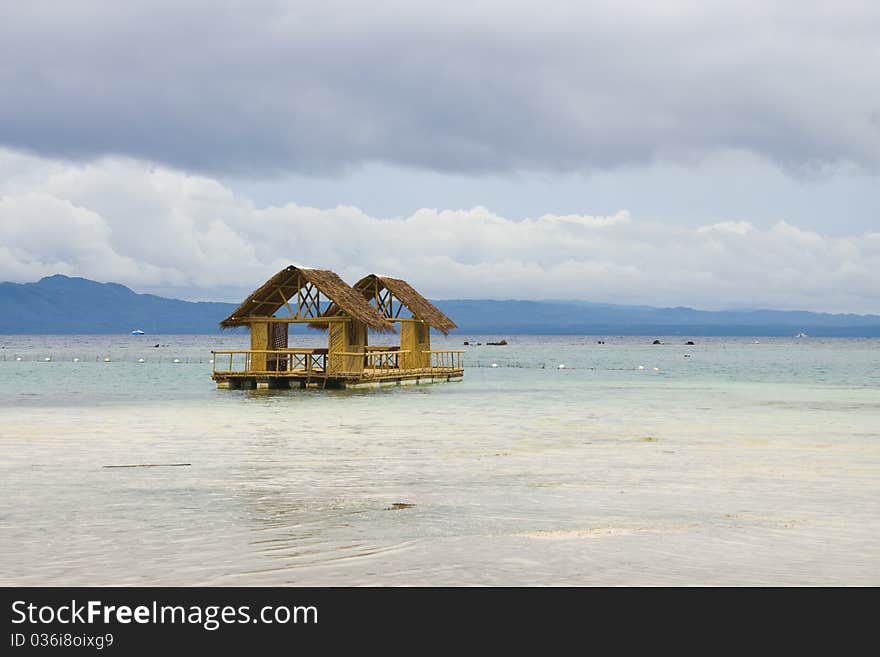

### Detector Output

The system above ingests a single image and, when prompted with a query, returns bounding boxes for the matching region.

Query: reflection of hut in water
[212,266,463,389]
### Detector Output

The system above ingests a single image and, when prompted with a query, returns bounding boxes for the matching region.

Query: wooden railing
[212,348,464,378]
[423,350,464,370]
[211,349,328,374]
[332,349,410,376]
[330,351,365,375]
[367,349,408,370]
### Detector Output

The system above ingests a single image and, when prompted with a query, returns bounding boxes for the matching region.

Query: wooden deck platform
[211,348,464,389]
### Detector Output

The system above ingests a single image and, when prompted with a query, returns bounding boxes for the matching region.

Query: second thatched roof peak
[353,274,457,335]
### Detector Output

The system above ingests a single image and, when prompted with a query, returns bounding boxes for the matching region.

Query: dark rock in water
[476,342,482,346]
[153,344,160,348]
[686,340,695,345]
[487,339,508,346]
[652,339,662,345]
[463,341,470,345]
[385,502,415,511]
[597,340,605,344]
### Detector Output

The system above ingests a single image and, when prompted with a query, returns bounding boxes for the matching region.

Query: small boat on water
[131,329,145,335]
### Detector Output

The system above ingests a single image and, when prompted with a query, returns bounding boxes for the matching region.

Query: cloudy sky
[1,0,878,312]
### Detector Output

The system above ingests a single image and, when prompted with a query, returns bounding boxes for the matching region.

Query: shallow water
[0,334,878,585]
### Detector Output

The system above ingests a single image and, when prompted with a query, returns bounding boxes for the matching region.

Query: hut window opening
[270,323,288,350]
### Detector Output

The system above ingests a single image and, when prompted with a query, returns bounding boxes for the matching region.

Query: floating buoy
[638,365,645,370]
[208,358,214,364]
[490,363,498,368]
[44,357,51,362]
[653,367,660,372]
[15,357,22,361]
[73,357,80,362]
[557,364,566,369]
[104,357,111,362]
[173,358,181,364]
[137,358,145,363]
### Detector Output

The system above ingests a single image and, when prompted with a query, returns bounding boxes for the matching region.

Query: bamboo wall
[250,321,269,371]
[400,320,430,369]
[328,320,367,374]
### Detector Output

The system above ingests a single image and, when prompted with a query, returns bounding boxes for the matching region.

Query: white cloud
[0,149,878,313]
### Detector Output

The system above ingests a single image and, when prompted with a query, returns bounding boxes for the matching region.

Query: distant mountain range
[433,300,880,337]
[0,275,233,334]
[1,275,878,336]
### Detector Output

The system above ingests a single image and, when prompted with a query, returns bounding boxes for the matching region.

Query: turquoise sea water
[0,334,878,585]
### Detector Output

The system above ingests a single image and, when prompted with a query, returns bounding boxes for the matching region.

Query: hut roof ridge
[219,265,394,332]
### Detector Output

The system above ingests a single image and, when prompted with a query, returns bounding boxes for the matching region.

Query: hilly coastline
[1,275,878,337]
[0,275,234,334]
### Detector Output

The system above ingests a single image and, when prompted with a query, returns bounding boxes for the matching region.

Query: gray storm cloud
[1,149,878,313]
[1,0,879,175]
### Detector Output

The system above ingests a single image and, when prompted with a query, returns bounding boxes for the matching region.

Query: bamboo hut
[348,274,458,371]
[212,266,463,389]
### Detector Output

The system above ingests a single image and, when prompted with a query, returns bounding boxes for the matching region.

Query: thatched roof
[220,266,395,332]
[353,274,457,335]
